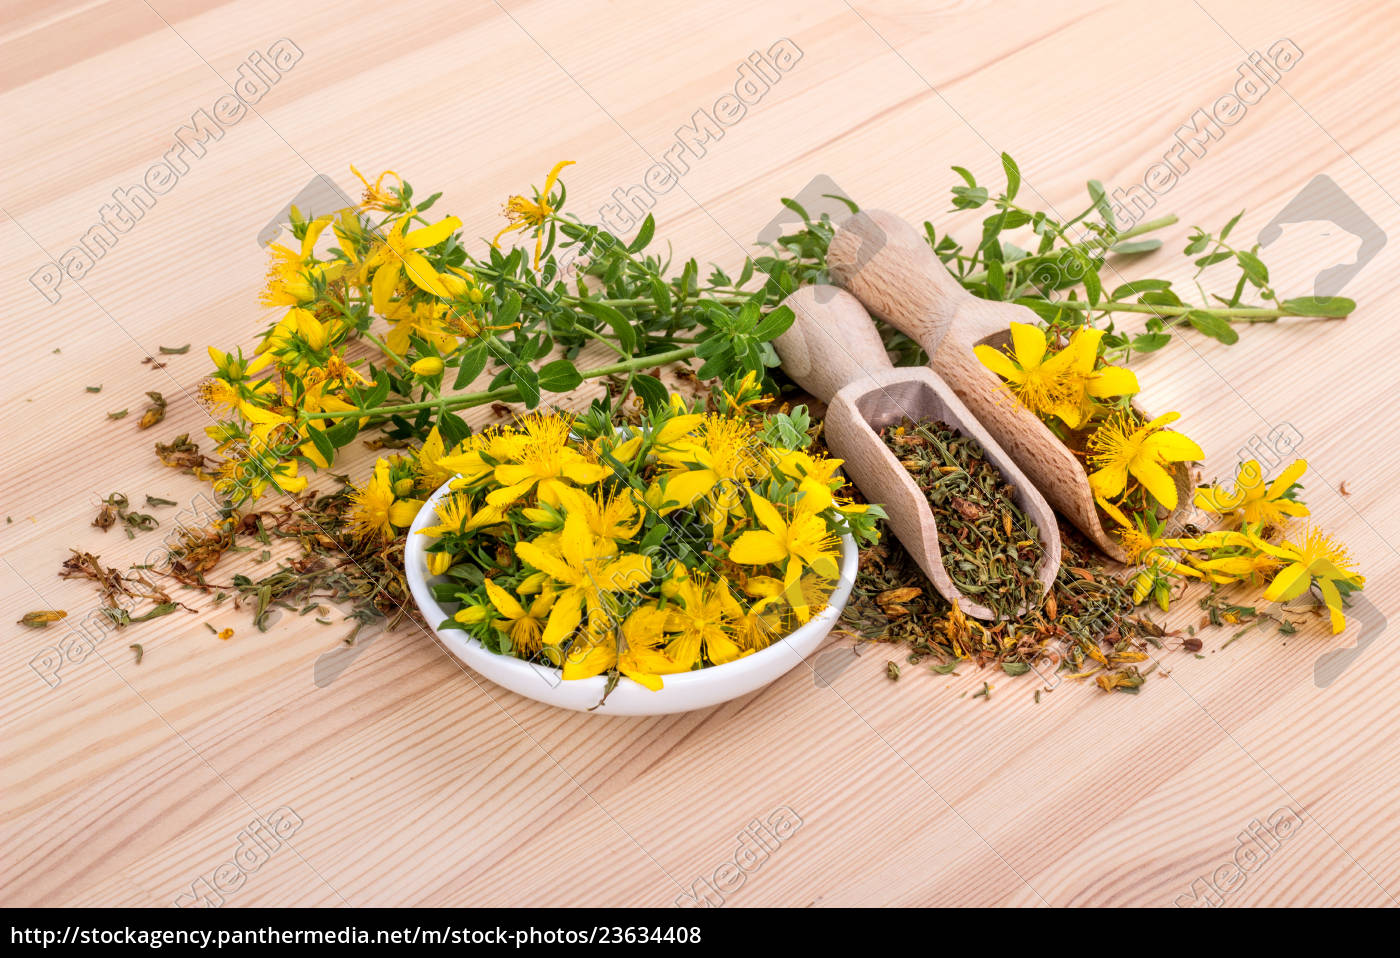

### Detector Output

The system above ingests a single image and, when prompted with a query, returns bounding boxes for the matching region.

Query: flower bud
[410,356,444,377]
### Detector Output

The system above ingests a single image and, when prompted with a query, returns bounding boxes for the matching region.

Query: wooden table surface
[3,0,1397,908]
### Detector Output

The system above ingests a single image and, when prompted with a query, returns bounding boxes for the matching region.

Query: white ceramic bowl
[404,477,858,715]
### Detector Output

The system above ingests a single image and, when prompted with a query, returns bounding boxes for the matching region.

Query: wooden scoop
[827,209,1198,563]
[776,285,1061,620]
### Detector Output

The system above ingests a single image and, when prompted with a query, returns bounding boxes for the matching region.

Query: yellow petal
[729,531,788,566]
[561,631,615,680]
[483,579,527,619]
[1130,458,1179,510]
[1316,578,1347,634]
[749,494,786,537]
[1263,562,1311,602]
[1266,459,1308,499]
[1087,365,1139,398]
[658,469,717,512]
[515,540,577,585]
[1088,464,1128,501]
[403,216,462,250]
[389,498,422,527]
[973,344,1024,384]
[1146,429,1204,463]
[371,260,401,314]
[1008,322,1047,368]
[596,555,652,592]
[541,590,584,646]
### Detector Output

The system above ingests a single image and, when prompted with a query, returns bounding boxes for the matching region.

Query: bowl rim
[403,476,859,699]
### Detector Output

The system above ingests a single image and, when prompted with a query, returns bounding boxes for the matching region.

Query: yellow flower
[213,449,307,503]
[207,345,273,382]
[259,215,341,309]
[554,485,643,544]
[654,414,765,522]
[421,494,505,540]
[1087,411,1202,510]
[416,425,454,491]
[348,458,421,541]
[560,605,676,690]
[1195,459,1309,531]
[381,300,457,356]
[514,512,652,647]
[721,370,770,416]
[484,579,555,657]
[664,576,744,669]
[1253,527,1364,633]
[426,551,455,576]
[729,494,841,593]
[975,323,1138,428]
[440,427,529,489]
[772,449,843,512]
[485,414,611,506]
[364,210,462,314]
[350,165,403,211]
[492,160,574,269]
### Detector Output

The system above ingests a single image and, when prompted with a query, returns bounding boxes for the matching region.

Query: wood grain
[2,0,1398,908]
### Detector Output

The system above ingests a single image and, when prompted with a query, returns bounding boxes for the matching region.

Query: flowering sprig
[200,163,801,506]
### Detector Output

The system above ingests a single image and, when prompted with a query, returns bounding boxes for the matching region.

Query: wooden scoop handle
[827,209,960,352]
[774,285,893,404]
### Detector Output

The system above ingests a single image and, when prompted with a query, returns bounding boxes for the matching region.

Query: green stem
[1052,301,1344,322]
[567,294,748,308]
[960,214,1179,286]
[572,323,628,357]
[298,346,698,421]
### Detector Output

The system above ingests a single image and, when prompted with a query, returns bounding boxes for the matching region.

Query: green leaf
[632,374,669,412]
[1132,332,1172,353]
[1000,152,1020,201]
[1194,251,1232,268]
[578,299,637,354]
[951,165,977,189]
[438,411,472,448]
[537,359,582,393]
[1219,210,1244,241]
[1281,296,1355,317]
[496,289,521,328]
[1083,268,1102,307]
[1087,179,1115,227]
[1235,250,1269,286]
[627,213,655,253]
[452,342,488,389]
[985,260,1005,299]
[1110,279,1172,299]
[1187,310,1239,345]
[1141,289,1183,308]
[752,305,795,341]
[307,426,335,464]
[951,186,989,210]
[325,418,359,448]
[648,277,672,314]
[510,364,541,407]
[1109,238,1162,255]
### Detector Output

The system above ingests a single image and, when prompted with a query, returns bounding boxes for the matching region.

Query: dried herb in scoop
[880,417,1045,621]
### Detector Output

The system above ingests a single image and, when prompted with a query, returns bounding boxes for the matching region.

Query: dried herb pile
[881,417,1045,622]
[841,514,1168,694]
